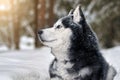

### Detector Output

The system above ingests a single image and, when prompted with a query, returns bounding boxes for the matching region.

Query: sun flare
[0,0,10,11]
[0,5,8,11]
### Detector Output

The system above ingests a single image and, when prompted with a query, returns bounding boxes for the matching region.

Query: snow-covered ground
[0,46,120,80]
[0,47,54,80]
[102,47,120,80]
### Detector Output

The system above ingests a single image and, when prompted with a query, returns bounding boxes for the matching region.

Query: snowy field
[0,46,120,80]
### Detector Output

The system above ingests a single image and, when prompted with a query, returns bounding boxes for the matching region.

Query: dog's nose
[38,30,43,35]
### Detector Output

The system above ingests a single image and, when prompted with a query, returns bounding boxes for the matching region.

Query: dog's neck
[51,41,70,61]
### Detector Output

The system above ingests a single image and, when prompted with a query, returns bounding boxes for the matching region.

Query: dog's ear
[73,5,85,23]
[68,9,74,15]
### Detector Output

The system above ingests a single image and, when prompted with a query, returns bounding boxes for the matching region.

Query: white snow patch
[0,36,35,51]
[0,46,120,80]
[0,47,54,80]
[0,75,12,80]
[0,45,9,52]
[19,36,35,50]
[102,46,120,80]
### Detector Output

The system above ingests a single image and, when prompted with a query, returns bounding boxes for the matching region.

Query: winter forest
[0,0,120,80]
[0,0,119,50]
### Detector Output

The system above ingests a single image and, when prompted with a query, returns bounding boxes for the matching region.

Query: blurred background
[0,0,120,51]
[0,0,120,80]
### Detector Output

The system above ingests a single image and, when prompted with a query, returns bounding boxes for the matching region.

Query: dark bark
[35,0,46,47]
[47,0,55,27]
[11,0,20,49]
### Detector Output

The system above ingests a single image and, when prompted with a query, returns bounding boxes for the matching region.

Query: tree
[35,0,46,47]
[47,0,55,27]
[55,0,120,48]
[11,0,20,49]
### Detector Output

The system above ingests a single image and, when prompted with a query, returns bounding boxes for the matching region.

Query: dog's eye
[56,25,62,29]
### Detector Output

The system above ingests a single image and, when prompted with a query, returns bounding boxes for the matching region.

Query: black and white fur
[38,5,116,80]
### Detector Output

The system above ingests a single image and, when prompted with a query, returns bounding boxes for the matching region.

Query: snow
[19,36,35,50]
[0,45,9,52]
[102,46,120,80]
[0,46,120,80]
[0,36,35,51]
[0,47,54,80]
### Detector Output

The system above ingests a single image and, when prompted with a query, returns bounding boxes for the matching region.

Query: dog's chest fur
[56,60,73,79]
[51,44,92,80]
[51,37,71,61]
[51,58,92,80]
[51,43,74,79]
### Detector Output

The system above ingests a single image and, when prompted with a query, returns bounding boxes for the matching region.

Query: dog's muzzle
[38,30,43,35]
[38,30,44,42]
[38,30,57,42]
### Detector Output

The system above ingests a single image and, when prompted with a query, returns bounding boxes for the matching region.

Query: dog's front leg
[50,77,63,80]
[49,59,63,80]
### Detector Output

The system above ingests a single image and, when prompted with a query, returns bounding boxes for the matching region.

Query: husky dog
[38,5,116,80]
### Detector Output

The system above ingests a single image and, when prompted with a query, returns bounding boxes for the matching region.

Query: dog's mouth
[40,37,57,43]
[41,39,57,42]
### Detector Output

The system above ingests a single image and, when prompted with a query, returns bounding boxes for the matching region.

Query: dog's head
[38,5,98,50]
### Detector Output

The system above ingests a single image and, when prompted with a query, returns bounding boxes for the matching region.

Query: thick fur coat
[38,5,116,80]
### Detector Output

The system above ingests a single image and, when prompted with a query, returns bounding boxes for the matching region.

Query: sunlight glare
[0,0,10,11]
[0,5,8,11]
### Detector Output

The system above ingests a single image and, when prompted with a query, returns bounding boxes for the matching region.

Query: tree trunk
[104,25,115,48]
[47,0,55,27]
[11,0,20,50]
[35,0,46,47]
